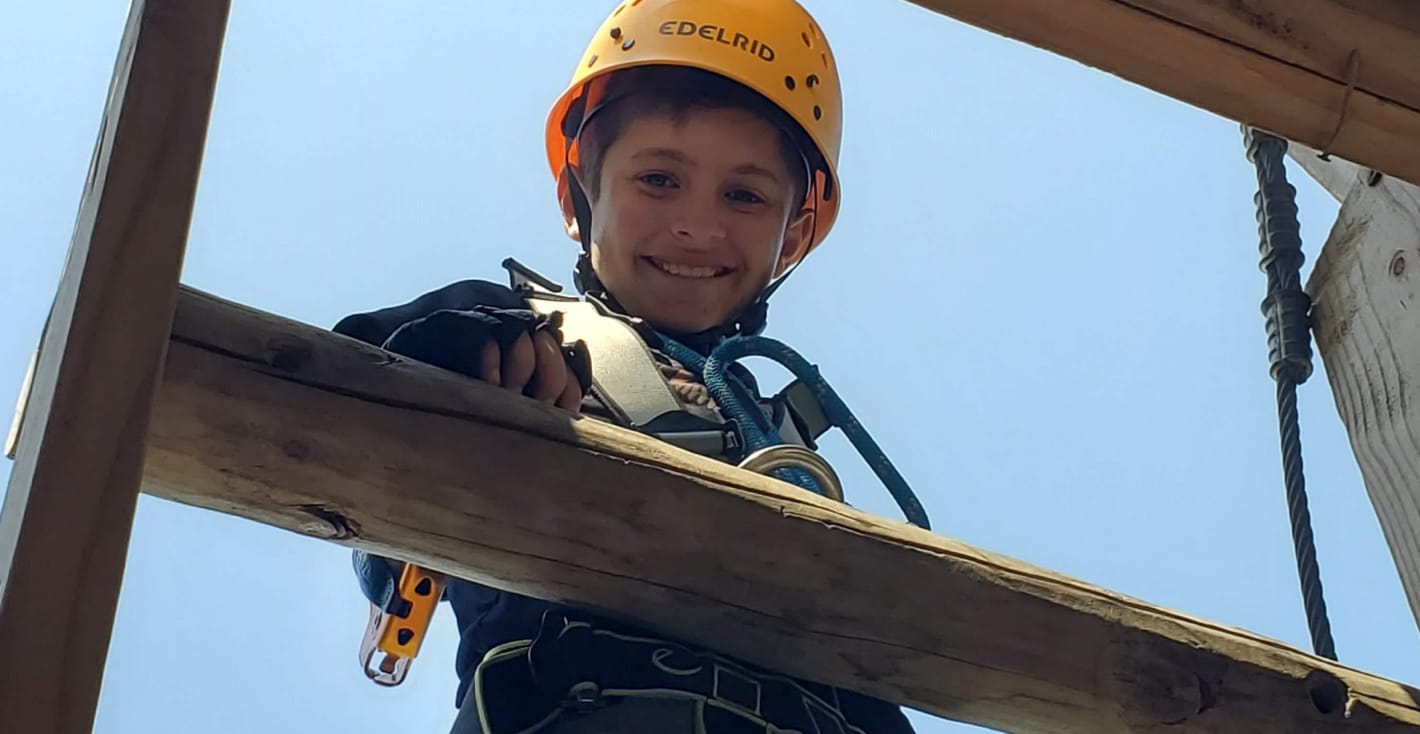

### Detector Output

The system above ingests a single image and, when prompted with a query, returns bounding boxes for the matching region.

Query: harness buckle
[503,257,564,294]
[566,681,605,713]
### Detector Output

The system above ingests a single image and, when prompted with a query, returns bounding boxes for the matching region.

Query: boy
[336,1,918,732]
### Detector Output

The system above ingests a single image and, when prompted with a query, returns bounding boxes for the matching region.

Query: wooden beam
[1299,150,1420,640]
[0,2,229,732]
[139,287,1420,734]
[902,0,1420,189]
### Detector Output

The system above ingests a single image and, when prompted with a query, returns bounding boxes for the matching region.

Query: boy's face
[565,106,813,334]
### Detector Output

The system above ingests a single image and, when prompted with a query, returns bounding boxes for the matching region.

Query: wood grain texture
[0,2,229,731]
[903,0,1420,188]
[1304,157,1420,639]
[140,287,1420,733]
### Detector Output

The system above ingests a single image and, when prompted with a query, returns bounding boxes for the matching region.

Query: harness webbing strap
[473,611,865,734]
[524,293,710,436]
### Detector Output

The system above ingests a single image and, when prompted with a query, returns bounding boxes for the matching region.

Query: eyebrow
[633,147,692,165]
[632,147,783,185]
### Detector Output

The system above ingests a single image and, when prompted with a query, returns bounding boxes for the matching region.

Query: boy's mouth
[643,256,732,279]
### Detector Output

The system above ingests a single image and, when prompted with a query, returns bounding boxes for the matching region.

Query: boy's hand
[380,306,590,415]
[478,330,584,413]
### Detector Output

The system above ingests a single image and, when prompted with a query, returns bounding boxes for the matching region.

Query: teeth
[650,258,725,278]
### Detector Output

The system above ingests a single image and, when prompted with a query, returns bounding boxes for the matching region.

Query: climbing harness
[506,256,932,530]
[469,610,875,734]
[1242,125,1338,661]
[519,279,746,460]
[657,335,931,530]
[352,256,933,687]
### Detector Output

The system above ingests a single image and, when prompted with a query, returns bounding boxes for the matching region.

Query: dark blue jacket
[334,277,915,734]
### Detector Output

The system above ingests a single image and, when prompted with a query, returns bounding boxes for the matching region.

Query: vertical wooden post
[1289,142,1420,639]
[0,1,230,731]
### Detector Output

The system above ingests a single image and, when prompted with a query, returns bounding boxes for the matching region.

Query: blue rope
[659,334,932,530]
[659,338,822,493]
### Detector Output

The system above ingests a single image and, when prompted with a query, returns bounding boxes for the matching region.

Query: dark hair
[577,65,812,205]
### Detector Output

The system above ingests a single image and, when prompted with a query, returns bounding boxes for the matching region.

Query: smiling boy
[334,1,916,732]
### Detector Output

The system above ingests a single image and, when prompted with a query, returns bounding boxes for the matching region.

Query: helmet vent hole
[813,105,822,120]
[631,0,643,6]
[801,31,812,48]
[806,74,819,88]
[613,3,625,16]
[622,38,635,50]
[587,54,598,68]
[821,52,828,67]
[610,27,621,40]
[784,76,796,90]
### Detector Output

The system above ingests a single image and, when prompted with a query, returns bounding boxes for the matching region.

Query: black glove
[381,306,592,395]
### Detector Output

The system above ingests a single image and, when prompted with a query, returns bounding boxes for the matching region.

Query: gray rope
[1242,125,1338,661]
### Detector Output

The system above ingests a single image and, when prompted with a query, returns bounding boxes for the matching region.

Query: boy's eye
[639,173,676,188]
[727,188,766,205]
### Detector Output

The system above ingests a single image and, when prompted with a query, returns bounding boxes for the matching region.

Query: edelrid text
[658,21,775,61]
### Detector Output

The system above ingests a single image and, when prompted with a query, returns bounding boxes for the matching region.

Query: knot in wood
[1104,639,1214,727]
[297,504,357,540]
[1304,669,1349,718]
[265,336,312,372]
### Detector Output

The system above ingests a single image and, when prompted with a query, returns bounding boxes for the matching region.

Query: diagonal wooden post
[0,1,230,731]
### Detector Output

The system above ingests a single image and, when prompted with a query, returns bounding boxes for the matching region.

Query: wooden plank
[0,2,230,732]
[1303,156,1420,639]
[902,0,1420,189]
[140,286,1420,734]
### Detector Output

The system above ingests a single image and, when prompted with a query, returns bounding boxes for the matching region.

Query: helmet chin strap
[564,166,792,353]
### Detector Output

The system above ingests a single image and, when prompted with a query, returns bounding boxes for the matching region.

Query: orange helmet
[545,0,844,264]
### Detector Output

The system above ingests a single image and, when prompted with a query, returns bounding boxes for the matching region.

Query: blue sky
[4,1,1418,732]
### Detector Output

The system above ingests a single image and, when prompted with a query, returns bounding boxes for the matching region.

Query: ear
[773,206,815,278]
[558,180,582,243]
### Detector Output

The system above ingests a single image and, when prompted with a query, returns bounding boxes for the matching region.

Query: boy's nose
[671,203,727,245]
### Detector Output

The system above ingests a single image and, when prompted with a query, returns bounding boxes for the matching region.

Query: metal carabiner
[738,444,845,503]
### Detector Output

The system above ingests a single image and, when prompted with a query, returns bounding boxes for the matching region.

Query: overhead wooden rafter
[904,0,1420,189]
